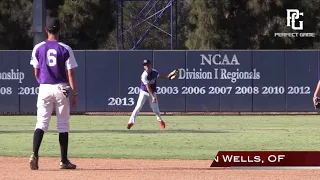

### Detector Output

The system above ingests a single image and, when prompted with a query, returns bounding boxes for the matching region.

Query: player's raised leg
[147,94,165,129]
[55,84,76,169]
[128,90,148,129]
[30,84,54,170]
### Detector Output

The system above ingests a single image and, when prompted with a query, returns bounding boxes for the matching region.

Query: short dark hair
[46,17,60,34]
[47,28,59,34]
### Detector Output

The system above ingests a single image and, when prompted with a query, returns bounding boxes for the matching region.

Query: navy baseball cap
[46,17,60,31]
[143,60,151,65]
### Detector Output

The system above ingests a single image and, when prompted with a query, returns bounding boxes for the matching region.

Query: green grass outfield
[1,115,320,160]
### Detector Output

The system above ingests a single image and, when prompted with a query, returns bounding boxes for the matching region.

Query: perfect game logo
[274,9,315,38]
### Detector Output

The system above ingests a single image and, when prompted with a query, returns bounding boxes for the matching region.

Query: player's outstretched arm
[158,74,170,79]
[159,69,179,80]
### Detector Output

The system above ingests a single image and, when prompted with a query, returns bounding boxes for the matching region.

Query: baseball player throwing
[29,17,78,170]
[127,60,178,129]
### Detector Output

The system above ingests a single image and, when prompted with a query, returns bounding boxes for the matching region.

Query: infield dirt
[1,157,320,180]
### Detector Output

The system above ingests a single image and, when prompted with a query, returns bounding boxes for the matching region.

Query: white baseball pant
[129,90,162,124]
[35,83,70,133]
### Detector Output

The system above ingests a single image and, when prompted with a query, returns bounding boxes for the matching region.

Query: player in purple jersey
[29,17,78,170]
[127,60,172,129]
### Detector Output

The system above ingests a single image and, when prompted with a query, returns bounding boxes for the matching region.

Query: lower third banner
[210,151,320,167]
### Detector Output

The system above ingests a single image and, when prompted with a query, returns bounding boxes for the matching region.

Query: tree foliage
[58,0,115,49]
[1,0,320,50]
[0,0,33,50]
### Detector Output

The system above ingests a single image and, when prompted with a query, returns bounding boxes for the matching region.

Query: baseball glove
[58,85,71,98]
[314,97,320,109]
[168,69,179,80]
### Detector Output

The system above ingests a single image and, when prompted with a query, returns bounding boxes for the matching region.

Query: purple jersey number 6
[46,49,57,67]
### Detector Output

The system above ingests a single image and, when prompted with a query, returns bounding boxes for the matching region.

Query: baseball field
[1,115,320,179]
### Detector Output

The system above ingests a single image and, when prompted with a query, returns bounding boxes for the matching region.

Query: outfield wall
[0,50,318,113]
